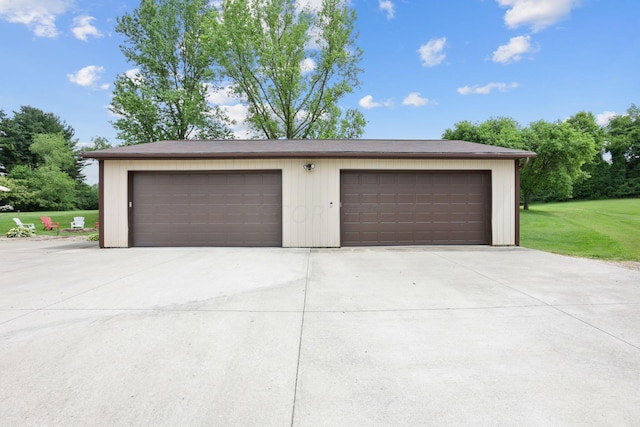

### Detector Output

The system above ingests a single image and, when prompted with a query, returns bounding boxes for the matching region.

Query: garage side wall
[102,158,516,247]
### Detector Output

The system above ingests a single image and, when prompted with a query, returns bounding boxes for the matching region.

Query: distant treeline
[0,106,103,212]
[443,104,640,208]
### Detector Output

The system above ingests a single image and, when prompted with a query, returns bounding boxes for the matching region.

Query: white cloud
[402,92,429,107]
[457,82,519,95]
[492,35,533,63]
[596,111,617,127]
[72,15,103,41]
[497,0,579,32]
[418,37,447,67]
[67,65,106,88]
[205,83,251,138]
[379,0,395,19]
[358,95,393,109]
[205,83,246,105]
[359,95,381,109]
[123,68,144,86]
[220,104,253,139]
[300,58,317,74]
[0,0,71,37]
[125,68,140,79]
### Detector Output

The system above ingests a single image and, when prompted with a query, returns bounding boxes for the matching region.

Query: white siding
[101,158,516,247]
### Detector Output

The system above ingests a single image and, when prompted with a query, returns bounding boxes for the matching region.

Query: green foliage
[0,106,84,180]
[8,165,77,211]
[82,136,113,152]
[205,0,365,139]
[443,115,596,208]
[566,111,605,149]
[86,233,100,241]
[30,133,77,173]
[573,156,616,199]
[520,120,596,206]
[75,183,99,210]
[605,104,640,197]
[111,0,232,145]
[0,107,91,210]
[443,117,525,149]
[32,166,77,210]
[521,199,640,261]
[0,175,33,210]
[570,105,640,199]
[6,226,35,238]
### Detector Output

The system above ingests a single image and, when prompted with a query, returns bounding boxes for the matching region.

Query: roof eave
[82,152,537,161]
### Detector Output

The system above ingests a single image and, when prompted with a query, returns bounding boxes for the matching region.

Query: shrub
[86,233,99,241]
[6,226,35,238]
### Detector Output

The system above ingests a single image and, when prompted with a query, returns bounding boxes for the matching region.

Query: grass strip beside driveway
[521,198,640,261]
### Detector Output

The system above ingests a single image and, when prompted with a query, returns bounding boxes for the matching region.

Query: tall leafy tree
[0,175,33,211]
[519,120,596,208]
[606,104,640,196]
[204,0,365,139]
[30,134,77,174]
[111,0,232,145]
[566,111,605,148]
[442,117,524,149]
[0,106,83,180]
[566,112,610,199]
[84,136,113,152]
[443,117,596,209]
[7,165,77,211]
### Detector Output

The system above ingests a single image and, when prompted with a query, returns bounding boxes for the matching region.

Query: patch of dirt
[605,260,640,272]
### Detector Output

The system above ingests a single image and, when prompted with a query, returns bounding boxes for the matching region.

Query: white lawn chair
[13,218,36,230]
[70,216,85,228]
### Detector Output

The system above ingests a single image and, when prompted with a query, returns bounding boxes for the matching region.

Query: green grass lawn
[0,210,99,236]
[521,198,640,261]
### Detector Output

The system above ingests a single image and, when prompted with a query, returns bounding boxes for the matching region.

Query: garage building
[83,139,536,248]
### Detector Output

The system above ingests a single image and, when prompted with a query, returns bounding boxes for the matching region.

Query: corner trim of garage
[515,159,521,246]
[99,160,105,248]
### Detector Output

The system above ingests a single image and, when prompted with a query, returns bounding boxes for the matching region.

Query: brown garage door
[131,172,282,247]
[340,171,491,246]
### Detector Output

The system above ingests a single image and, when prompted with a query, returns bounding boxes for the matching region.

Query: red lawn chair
[40,216,60,231]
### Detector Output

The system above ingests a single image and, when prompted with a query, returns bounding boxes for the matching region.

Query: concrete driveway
[1,239,639,426]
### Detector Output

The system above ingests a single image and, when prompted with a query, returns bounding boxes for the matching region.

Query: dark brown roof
[82,139,536,160]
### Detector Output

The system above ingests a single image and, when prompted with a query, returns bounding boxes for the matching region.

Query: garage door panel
[397,193,415,203]
[341,171,491,246]
[342,174,360,185]
[397,212,415,222]
[416,175,435,184]
[377,212,394,223]
[360,193,378,203]
[262,194,281,204]
[341,192,361,204]
[468,194,485,204]
[415,212,435,223]
[416,194,436,203]
[360,175,379,184]
[132,172,282,247]
[378,194,397,203]
[360,212,379,222]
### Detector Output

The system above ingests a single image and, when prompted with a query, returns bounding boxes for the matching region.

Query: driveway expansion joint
[290,248,311,426]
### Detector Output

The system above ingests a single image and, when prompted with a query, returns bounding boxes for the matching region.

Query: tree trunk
[523,192,531,210]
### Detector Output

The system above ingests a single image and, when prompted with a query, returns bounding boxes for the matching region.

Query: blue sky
[1,0,639,183]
